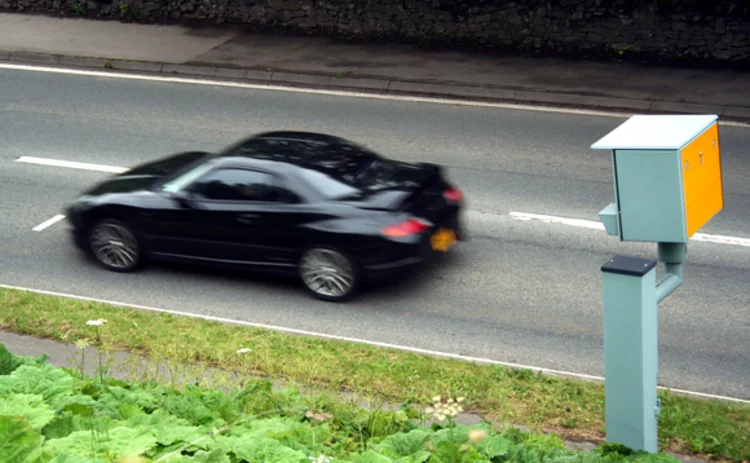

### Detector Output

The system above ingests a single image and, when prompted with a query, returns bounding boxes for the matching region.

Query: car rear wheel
[299,247,359,302]
[89,218,143,272]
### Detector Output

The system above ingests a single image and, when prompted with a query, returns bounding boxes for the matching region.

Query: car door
[169,166,279,265]
[144,166,316,266]
[135,190,212,260]
[196,168,321,267]
[237,180,320,267]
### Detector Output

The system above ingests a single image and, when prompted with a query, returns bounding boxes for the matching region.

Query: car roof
[215,131,378,170]
[254,131,350,145]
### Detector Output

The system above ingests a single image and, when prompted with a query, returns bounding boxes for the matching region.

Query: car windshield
[160,158,218,193]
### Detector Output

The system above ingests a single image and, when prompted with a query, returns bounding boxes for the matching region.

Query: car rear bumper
[361,210,465,282]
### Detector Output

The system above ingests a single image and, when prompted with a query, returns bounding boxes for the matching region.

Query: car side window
[187,168,300,203]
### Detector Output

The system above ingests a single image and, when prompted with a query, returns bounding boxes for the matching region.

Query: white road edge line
[32,214,66,232]
[15,156,129,174]
[509,211,750,248]
[1,62,749,128]
[0,283,747,404]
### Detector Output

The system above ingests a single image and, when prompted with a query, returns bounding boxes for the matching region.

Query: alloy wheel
[300,248,357,300]
[90,220,141,271]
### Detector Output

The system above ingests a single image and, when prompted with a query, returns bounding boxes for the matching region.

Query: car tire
[88,218,143,273]
[298,246,360,302]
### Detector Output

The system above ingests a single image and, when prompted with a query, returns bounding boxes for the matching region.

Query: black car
[65,131,466,301]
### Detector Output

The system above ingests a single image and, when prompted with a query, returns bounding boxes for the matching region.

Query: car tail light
[381,218,432,237]
[444,186,463,203]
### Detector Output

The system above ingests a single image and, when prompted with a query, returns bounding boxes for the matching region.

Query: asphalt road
[1,67,749,400]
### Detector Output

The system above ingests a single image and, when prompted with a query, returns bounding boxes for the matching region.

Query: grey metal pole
[601,255,660,453]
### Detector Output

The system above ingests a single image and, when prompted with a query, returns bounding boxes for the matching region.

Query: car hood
[121,151,210,178]
[82,175,160,197]
[81,151,210,197]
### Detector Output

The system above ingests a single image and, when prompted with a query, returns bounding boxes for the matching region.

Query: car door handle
[237,213,261,224]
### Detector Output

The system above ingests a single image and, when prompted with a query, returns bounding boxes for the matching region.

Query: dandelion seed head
[86,319,107,327]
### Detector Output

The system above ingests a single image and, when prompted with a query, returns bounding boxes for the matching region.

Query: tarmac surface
[1,65,749,400]
[1,12,750,121]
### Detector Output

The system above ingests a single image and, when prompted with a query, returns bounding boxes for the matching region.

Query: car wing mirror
[167,190,196,209]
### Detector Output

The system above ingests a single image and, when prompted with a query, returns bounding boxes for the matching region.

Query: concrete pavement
[2,12,750,122]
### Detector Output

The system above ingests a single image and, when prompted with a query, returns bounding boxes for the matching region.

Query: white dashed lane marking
[509,211,750,248]
[32,214,66,232]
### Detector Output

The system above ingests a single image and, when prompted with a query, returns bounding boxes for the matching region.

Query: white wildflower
[86,319,107,326]
[425,395,466,422]
[236,348,252,354]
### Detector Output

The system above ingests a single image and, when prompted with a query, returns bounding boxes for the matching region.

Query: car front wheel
[88,218,143,272]
[299,247,360,302]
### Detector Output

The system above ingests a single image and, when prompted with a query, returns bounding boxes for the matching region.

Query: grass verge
[0,287,748,461]
[1,343,692,463]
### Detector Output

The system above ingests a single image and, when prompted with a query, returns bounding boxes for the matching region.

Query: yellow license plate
[430,228,457,252]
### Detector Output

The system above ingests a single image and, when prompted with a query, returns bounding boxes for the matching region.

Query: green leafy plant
[0,416,44,462]
[0,344,48,375]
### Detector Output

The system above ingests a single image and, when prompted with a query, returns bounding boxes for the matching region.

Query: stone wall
[2,0,750,66]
